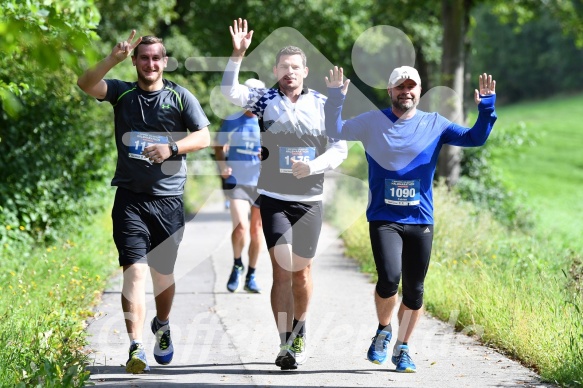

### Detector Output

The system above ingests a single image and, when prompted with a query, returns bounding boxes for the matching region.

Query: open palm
[230,18,253,53]
[325,66,351,95]
[474,73,496,104]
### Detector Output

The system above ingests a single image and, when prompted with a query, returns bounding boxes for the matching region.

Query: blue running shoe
[227,265,243,292]
[125,343,150,374]
[392,344,416,373]
[367,330,392,364]
[151,318,174,365]
[244,273,261,293]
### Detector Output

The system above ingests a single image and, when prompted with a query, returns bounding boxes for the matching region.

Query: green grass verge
[0,198,117,387]
[0,160,219,387]
[491,93,583,252]
[183,149,224,215]
[330,181,583,386]
[430,184,583,385]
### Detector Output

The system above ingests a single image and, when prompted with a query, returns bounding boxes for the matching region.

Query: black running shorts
[259,194,322,259]
[112,187,185,275]
[223,184,261,208]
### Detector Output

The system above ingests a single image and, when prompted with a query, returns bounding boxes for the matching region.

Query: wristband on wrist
[169,141,178,157]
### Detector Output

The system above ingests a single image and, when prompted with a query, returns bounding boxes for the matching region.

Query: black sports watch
[169,141,179,157]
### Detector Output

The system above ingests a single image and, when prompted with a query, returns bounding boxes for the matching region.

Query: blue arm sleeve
[324,87,351,140]
[445,94,497,147]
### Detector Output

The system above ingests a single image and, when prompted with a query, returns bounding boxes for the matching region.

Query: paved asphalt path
[86,177,552,387]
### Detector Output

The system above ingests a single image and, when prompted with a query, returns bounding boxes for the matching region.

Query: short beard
[278,78,301,94]
[137,71,162,87]
[392,96,418,112]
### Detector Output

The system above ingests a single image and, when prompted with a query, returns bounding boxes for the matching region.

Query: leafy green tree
[439,0,583,184]
[95,0,177,43]
[370,0,442,92]
[0,1,100,114]
[471,3,583,102]
[372,0,583,185]
[0,1,113,247]
[169,0,371,100]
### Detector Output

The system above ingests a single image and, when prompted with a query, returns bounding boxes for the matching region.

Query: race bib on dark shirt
[128,132,168,162]
[279,147,316,173]
[384,179,420,206]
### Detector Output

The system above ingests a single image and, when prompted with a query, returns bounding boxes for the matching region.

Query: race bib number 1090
[384,179,420,206]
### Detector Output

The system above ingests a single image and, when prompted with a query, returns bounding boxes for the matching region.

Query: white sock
[155,317,169,329]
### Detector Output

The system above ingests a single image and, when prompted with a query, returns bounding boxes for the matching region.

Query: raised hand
[474,73,496,104]
[111,30,142,63]
[325,66,351,95]
[229,18,253,57]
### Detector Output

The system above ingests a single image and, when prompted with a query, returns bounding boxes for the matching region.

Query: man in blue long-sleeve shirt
[324,65,497,373]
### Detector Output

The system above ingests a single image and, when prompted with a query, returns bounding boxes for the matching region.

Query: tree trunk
[438,0,470,187]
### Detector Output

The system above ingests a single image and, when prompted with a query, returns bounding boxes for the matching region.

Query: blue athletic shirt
[324,87,497,224]
[216,112,261,186]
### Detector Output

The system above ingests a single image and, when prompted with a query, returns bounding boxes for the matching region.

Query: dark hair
[133,36,166,57]
[275,46,306,67]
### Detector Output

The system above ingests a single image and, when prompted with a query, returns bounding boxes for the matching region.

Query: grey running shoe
[125,343,150,374]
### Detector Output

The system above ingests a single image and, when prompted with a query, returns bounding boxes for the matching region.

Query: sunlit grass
[0,160,217,387]
[0,208,117,387]
[492,93,583,252]
[330,181,583,386]
[430,184,582,384]
[183,149,222,215]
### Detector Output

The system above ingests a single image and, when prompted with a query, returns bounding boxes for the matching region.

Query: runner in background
[214,78,265,293]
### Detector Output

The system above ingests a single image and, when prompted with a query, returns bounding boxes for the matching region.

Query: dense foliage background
[0,0,583,253]
[3,0,583,253]
[1,0,582,386]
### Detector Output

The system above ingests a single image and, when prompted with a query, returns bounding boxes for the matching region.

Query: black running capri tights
[369,221,433,310]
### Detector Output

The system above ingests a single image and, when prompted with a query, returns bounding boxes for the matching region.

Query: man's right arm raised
[221,18,255,108]
[77,30,142,99]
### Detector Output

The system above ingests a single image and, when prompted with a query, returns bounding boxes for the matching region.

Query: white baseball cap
[244,78,265,88]
[388,66,421,87]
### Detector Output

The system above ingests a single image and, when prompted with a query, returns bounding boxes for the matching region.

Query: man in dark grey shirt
[77,31,210,374]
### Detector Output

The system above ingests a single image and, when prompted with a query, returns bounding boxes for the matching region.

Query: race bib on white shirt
[279,147,316,173]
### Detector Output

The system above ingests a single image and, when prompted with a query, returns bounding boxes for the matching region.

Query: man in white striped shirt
[221,18,347,370]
